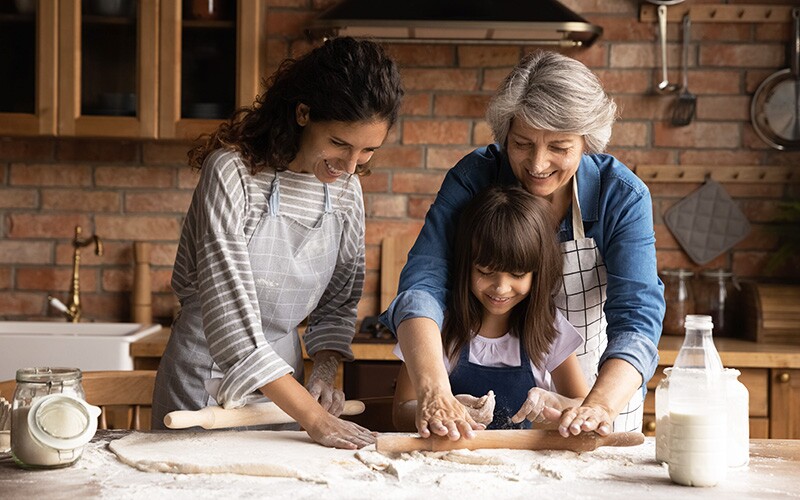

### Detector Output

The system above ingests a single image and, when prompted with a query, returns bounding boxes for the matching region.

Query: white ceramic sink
[0,322,161,381]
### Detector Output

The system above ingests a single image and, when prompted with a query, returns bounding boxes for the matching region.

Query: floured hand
[305,413,376,450]
[554,403,613,437]
[455,391,495,426]
[305,351,345,416]
[417,389,484,440]
[511,387,582,425]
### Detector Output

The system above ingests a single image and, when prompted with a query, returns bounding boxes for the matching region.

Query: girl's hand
[454,391,495,426]
[305,413,377,449]
[554,403,614,437]
[511,387,579,425]
[417,389,484,439]
[305,351,345,416]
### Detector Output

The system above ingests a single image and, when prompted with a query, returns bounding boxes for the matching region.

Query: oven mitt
[664,179,751,265]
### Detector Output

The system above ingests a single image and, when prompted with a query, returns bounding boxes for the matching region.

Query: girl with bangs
[392,185,589,430]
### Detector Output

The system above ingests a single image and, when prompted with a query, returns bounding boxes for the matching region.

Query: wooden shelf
[640,4,796,23]
[635,164,798,183]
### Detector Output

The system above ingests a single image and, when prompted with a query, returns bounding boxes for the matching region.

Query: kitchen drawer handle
[778,372,790,383]
[645,420,656,432]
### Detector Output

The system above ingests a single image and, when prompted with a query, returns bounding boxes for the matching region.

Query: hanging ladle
[648,0,684,93]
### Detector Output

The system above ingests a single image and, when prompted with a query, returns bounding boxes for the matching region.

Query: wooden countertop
[131,327,800,367]
[1,432,799,498]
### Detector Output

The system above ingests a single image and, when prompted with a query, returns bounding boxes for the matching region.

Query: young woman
[392,185,589,431]
[152,37,404,450]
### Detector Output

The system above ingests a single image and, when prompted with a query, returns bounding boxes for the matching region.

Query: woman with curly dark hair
[152,37,404,450]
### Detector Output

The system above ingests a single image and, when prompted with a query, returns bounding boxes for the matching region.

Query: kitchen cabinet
[0,0,266,139]
[771,369,800,439]
[132,330,800,437]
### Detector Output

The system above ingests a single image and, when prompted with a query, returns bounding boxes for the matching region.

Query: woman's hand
[305,413,377,449]
[454,391,495,426]
[511,387,583,425]
[553,403,614,437]
[305,351,345,416]
[417,388,484,439]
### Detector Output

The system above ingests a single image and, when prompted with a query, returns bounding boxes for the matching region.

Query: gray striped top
[172,149,365,406]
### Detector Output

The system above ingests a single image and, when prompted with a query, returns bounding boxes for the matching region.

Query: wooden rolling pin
[164,400,366,430]
[376,429,645,453]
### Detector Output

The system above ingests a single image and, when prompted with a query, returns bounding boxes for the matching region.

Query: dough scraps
[109,430,378,483]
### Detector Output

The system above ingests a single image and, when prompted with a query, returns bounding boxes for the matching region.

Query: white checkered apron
[554,178,644,432]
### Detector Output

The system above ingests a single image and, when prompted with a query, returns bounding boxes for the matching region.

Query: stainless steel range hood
[306,0,602,47]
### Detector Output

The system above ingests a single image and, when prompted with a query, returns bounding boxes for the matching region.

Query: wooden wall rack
[634,165,798,183]
[639,4,795,23]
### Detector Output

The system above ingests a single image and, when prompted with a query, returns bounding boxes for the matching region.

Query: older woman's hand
[305,351,345,416]
[553,403,614,437]
[417,389,484,439]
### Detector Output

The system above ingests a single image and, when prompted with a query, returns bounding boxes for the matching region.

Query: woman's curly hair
[188,37,404,176]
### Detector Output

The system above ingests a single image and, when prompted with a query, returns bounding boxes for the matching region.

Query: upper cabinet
[0,0,266,139]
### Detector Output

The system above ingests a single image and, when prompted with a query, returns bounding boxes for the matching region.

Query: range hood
[306,0,602,47]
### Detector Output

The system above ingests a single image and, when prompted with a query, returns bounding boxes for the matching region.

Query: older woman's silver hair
[486,51,617,155]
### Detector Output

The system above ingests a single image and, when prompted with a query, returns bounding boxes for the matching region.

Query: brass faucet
[52,225,104,322]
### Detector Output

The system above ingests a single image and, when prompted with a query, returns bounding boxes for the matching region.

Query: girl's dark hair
[188,37,404,175]
[443,185,563,369]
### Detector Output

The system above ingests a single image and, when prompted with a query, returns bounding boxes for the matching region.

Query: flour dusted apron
[448,340,537,430]
[554,177,644,432]
[152,172,342,429]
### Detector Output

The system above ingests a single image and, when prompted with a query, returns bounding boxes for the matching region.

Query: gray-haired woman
[380,50,664,440]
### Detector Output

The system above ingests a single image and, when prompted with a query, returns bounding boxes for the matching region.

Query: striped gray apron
[152,172,342,429]
[554,177,644,432]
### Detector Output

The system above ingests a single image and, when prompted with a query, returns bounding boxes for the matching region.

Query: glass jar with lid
[660,269,695,336]
[11,367,100,469]
[693,269,739,338]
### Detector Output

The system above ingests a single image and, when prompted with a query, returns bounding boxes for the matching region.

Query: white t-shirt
[392,309,582,391]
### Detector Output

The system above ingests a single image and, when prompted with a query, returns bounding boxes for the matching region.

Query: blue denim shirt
[379,144,665,384]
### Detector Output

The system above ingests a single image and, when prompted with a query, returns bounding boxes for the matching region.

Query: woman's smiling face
[506,118,584,204]
[289,104,389,183]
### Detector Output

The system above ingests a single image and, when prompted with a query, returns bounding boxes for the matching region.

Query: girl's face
[470,264,533,322]
[289,104,389,183]
[506,118,584,205]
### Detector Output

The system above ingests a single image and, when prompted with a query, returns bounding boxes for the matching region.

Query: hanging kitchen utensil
[751,8,800,151]
[664,179,751,265]
[672,14,696,126]
[647,0,684,93]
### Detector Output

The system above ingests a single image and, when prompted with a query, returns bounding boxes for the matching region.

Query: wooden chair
[0,370,156,431]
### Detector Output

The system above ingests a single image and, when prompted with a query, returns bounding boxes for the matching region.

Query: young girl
[392,185,589,431]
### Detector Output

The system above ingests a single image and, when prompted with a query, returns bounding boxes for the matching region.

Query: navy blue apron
[448,338,536,430]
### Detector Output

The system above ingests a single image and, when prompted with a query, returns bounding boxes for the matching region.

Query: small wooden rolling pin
[164,400,366,430]
[376,429,645,453]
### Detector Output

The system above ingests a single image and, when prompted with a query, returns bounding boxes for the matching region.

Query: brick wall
[1,0,799,323]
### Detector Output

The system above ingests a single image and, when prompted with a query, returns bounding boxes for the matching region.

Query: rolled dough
[109,430,378,483]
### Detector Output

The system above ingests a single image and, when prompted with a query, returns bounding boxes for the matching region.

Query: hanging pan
[751,8,800,151]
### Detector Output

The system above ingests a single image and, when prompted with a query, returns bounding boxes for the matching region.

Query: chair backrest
[380,235,417,312]
[0,370,156,431]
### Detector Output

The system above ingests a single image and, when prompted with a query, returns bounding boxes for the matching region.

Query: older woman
[380,50,664,439]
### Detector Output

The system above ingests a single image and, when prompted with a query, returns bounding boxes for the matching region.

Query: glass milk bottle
[667,315,727,487]
[724,368,749,468]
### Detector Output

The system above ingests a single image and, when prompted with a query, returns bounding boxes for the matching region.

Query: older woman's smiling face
[506,118,584,206]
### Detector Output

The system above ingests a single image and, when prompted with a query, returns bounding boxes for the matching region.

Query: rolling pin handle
[164,409,214,430]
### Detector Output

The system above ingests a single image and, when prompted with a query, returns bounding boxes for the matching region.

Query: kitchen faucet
[49,225,103,322]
